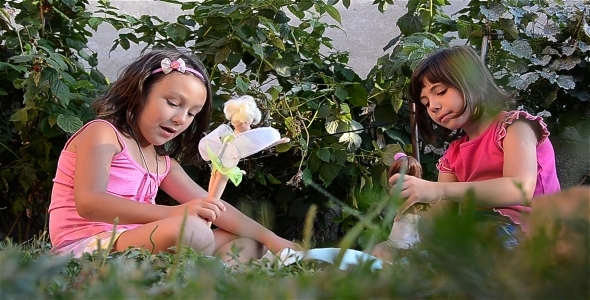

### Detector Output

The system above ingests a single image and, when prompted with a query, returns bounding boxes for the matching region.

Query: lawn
[1,192,588,300]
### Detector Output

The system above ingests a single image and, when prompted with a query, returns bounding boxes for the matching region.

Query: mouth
[439,112,451,123]
[161,126,177,134]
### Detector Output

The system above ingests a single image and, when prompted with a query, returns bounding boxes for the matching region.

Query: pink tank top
[48,120,170,247]
[437,110,561,231]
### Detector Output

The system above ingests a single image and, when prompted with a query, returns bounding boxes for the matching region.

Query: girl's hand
[173,197,226,223]
[264,234,303,254]
[371,241,396,262]
[389,174,442,215]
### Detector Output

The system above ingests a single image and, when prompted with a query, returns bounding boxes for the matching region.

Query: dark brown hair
[388,154,423,179]
[91,49,212,163]
[408,45,513,144]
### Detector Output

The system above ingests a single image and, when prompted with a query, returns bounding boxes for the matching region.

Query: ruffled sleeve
[496,110,550,151]
[436,153,453,173]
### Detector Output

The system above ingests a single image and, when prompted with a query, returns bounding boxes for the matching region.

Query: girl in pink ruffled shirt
[375,46,560,257]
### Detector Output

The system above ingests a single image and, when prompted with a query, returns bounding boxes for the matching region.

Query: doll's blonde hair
[223,95,261,126]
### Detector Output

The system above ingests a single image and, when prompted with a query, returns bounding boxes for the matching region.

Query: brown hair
[388,154,423,179]
[91,49,212,163]
[408,45,513,144]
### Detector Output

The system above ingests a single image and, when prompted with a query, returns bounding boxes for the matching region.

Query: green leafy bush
[0,0,109,241]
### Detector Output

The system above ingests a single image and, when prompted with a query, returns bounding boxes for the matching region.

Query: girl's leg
[113,216,215,254]
[212,229,265,265]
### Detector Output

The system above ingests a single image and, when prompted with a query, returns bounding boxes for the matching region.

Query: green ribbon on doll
[205,147,245,186]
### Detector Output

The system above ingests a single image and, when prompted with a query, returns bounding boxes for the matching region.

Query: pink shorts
[51,230,127,258]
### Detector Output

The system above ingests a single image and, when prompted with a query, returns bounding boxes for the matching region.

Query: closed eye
[437,88,447,96]
[166,100,178,107]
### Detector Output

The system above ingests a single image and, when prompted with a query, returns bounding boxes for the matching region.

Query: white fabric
[262,248,389,271]
[388,213,421,249]
[199,124,283,167]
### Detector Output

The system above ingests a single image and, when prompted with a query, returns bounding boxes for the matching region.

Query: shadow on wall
[552,124,590,189]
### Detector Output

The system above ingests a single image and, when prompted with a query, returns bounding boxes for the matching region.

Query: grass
[1,194,589,299]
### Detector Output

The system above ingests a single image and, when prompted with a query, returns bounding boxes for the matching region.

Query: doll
[386,152,427,249]
[199,96,289,224]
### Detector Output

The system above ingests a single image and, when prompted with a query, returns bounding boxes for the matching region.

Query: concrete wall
[88,0,588,188]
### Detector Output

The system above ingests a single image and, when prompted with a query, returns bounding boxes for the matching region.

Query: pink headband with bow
[152,58,205,81]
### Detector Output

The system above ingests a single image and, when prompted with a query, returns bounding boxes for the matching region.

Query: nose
[428,100,441,113]
[172,112,187,125]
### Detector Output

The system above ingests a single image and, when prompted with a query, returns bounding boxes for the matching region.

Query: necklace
[130,129,159,176]
[129,128,160,203]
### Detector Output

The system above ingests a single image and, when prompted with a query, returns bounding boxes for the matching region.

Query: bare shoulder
[67,121,122,153]
[506,118,543,141]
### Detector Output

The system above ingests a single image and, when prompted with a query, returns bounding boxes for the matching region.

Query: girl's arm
[393,120,540,211]
[73,122,176,224]
[160,160,301,253]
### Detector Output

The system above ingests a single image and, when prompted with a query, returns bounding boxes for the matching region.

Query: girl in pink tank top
[372,46,561,260]
[49,49,301,263]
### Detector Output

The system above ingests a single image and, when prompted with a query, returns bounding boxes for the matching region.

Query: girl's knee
[165,216,215,255]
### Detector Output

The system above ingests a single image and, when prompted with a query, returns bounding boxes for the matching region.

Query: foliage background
[0,0,588,249]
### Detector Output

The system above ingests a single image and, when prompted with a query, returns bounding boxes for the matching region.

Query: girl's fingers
[202,202,222,219]
[205,197,226,212]
[388,174,401,186]
[198,207,217,223]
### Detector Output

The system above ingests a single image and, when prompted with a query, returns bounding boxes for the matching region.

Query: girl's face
[136,72,207,146]
[419,80,471,131]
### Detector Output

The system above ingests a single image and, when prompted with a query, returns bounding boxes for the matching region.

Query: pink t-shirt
[48,120,170,248]
[436,110,561,230]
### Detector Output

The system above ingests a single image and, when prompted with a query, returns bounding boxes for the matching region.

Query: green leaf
[381,143,404,166]
[252,44,265,59]
[325,6,341,24]
[346,84,368,107]
[457,20,471,39]
[302,168,313,185]
[339,132,362,152]
[88,17,103,30]
[270,37,285,51]
[214,46,231,64]
[325,117,339,134]
[48,114,58,127]
[266,173,281,184]
[274,142,292,153]
[480,3,505,21]
[274,10,290,24]
[335,87,348,102]
[268,86,281,100]
[10,108,28,123]
[397,14,423,35]
[235,76,249,93]
[56,114,83,134]
[316,148,331,162]
[120,38,130,50]
[166,24,188,43]
[319,163,342,186]
[51,80,71,106]
[332,148,347,164]
[317,104,331,118]
[501,40,532,59]
[9,55,33,63]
